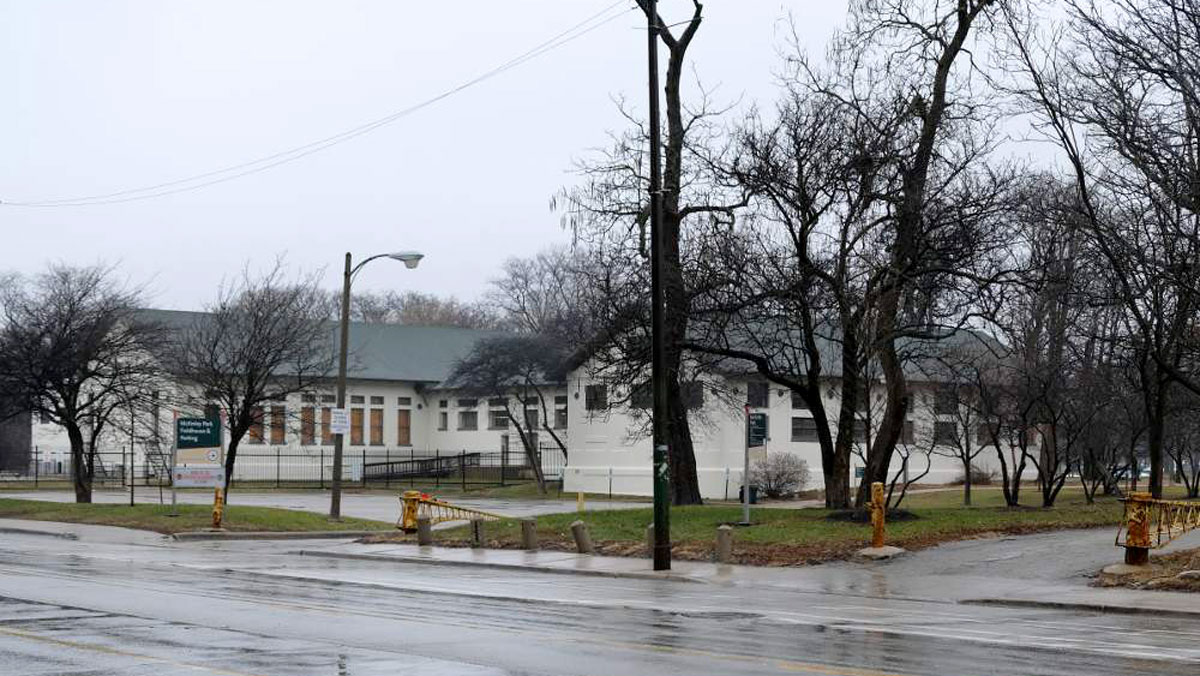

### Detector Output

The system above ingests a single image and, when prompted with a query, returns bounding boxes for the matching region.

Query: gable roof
[137,309,502,384]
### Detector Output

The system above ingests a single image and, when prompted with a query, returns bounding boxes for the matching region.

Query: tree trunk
[66,422,91,503]
[223,438,240,495]
[963,458,972,507]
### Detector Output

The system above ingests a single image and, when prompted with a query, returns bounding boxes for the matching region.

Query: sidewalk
[290,528,1200,618]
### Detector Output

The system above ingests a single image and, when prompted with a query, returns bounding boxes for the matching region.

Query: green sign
[176,417,221,449]
[747,413,768,448]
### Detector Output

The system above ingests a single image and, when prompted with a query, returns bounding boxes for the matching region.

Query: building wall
[563,363,1003,500]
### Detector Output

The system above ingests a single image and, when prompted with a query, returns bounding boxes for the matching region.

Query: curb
[961,597,1200,620]
[294,549,706,583]
[0,526,78,540]
[171,530,385,542]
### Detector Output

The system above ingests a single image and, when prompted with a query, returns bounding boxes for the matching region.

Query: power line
[3,1,632,208]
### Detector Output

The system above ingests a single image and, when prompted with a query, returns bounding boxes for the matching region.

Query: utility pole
[646,0,671,571]
[330,253,353,521]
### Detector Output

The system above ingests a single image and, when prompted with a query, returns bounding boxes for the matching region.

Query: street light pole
[646,0,671,571]
[329,250,424,521]
[330,253,354,521]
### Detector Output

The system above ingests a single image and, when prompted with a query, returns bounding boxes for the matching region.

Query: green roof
[137,309,501,384]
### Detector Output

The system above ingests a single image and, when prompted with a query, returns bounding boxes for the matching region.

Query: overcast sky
[1,1,848,310]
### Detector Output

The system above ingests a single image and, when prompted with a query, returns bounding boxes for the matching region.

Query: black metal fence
[2,445,567,490]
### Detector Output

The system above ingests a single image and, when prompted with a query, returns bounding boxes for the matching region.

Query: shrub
[952,465,995,486]
[750,453,810,499]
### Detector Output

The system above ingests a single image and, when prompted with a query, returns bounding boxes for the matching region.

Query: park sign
[174,416,223,487]
[747,413,768,448]
[177,417,221,449]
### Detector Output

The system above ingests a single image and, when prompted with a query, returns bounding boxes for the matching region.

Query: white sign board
[176,447,223,466]
[329,407,350,435]
[172,465,225,488]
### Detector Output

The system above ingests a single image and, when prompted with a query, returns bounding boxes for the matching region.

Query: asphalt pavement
[0,520,1197,675]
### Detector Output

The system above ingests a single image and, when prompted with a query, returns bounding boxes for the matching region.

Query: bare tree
[447,334,570,494]
[341,290,499,329]
[168,263,333,493]
[0,265,163,502]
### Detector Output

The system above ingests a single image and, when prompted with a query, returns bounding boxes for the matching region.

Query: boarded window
[458,410,478,431]
[369,409,384,445]
[791,417,818,442]
[746,382,769,408]
[350,409,364,446]
[585,385,607,411]
[321,407,332,444]
[301,407,315,445]
[934,421,958,446]
[438,412,448,431]
[249,407,264,444]
[396,409,411,446]
[270,406,286,445]
[555,407,568,429]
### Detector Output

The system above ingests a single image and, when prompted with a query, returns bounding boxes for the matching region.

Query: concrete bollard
[1124,492,1153,566]
[470,518,484,548]
[870,481,886,549]
[570,519,594,554]
[520,519,538,550]
[716,524,733,564]
[416,515,433,546]
[645,523,655,559]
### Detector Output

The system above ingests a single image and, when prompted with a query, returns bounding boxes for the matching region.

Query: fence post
[501,446,507,487]
[386,448,391,489]
[33,445,39,488]
[461,450,466,491]
[276,447,281,488]
[320,447,325,490]
[410,448,415,488]
[362,449,367,488]
[435,449,440,488]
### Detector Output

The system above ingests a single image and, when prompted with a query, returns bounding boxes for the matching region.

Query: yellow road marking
[0,625,272,676]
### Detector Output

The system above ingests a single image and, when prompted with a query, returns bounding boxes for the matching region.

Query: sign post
[174,416,225,528]
[743,408,767,525]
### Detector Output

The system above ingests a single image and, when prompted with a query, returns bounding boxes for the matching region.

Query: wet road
[0,530,1197,675]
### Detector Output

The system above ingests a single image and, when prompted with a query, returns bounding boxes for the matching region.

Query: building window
[630,381,652,410]
[439,399,448,409]
[555,406,568,429]
[369,396,384,406]
[585,384,608,411]
[397,396,412,406]
[525,408,539,430]
[934,421,958,446]
[746,382,769,408]
[350,408,364,445]
[457,398,478,409]
[901,421,915,445]
[488,397,507,408]
[438,411,448,431]
[458,410,478,431]
[270,406,286,445]
[350,395,365,405]
[320,394,336,404]
[301,407,316,445]
[489,410,509,430]
[396,409,411,446]
[934,386,958,415]
[321,407,332,444]
[249,407,264,444]
[791,391,809,410]
[555,395,567,406]
[791,417,818,442]
[301,393,317,403]
[369,409,384,445]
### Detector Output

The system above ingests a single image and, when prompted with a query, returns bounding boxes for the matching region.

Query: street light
[329,250,423,520]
